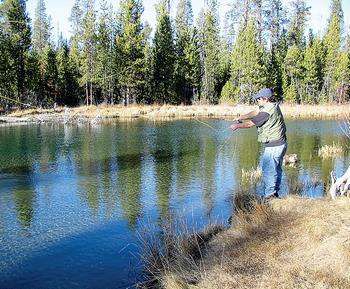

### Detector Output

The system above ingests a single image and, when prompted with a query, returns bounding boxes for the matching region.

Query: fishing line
[194,118,219,132]
[0,94,32,107]
[194,117,239,152]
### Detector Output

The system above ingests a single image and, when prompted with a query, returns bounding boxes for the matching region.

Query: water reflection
[13,185,36,229]
[0,120,349,288]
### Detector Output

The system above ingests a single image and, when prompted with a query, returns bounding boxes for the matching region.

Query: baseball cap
[253,88,273,100]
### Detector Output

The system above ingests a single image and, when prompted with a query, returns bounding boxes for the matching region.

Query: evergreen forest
[0,0,349,108]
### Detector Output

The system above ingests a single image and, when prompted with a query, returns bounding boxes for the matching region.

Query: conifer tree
[152,1,176,103]
[96,0,114,104]
[175,0,199,103]
[287,0,310,47]
[0,0,31,102]
[345,30,350,51]
[69,0,83,103]
[227,0,253,30]
[323,0,343,102]
[267,46,282,98]
[26,50,41,105]
[56,39,80,106]
[265,0,286,47]
[303,37,323,103]
[330,0,344,28]
[218,37,231,101]
[140,22,153,103]
[42,45,58,106]
[252,0,264,45]
[32,0,51,52]
[271,29,289,99]
[223,8,236,50]
[200,0,220,103]
[81,0,97,105]
[0,27,16,102]
[282,44,304,103]
[187,27,202,101]
[333,51,350,102]
[225,21,267,103]
[116,0,146,105]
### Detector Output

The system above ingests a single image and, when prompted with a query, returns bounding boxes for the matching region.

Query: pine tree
[227,0,253,30]
[265,0,286,47]
[345,30,350,51]
[333,51,350,102]
[187,27,202,102]
[96,0,114,104]
[330,0,344,28]
[70,0,83,41]
[223,8,236,50]
[273,29,289,98]
[282,44,304,103]
[32,0,51,52]
[140,21,153,103]
[303,37,323,103]
[218,37,231,102]
[152,1,176,103]
[26,50,41,105]
[267,45,282,98]
[81,0,97,105]
[69,0,84,103]
[174,0,196,103]
[56,39,81,106]
[287,0,310,47]
[0,0,31,103]
[225,21,267,103]
[116,0,146,105]
[0,27,16,103]
[323,0,343,102]
[42,45,58,106]
[252,0,264,45]
[200,0,220,103]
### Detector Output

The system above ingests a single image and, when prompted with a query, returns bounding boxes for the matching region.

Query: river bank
[141,196,350,289]
[0,103,349,124]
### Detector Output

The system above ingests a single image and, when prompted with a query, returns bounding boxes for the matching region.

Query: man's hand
[230,123,239,132]
[230,119,255,131]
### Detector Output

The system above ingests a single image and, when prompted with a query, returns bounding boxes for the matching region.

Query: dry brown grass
[148,196,350,289]
[241,167,262,186]
[280,103,350,119]
[3,103,350,122]
[137,219,225,289]
[318,143,344,159]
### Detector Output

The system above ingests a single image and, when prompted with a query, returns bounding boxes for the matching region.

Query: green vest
[257,102,286,144]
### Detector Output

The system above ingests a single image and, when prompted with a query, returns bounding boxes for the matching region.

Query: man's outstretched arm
[237,110,259,121]
[231,112,269,132]
[230,120,255,131]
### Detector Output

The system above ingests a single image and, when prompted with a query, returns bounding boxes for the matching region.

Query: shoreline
[142,196,350,289]
[0,104,349,124]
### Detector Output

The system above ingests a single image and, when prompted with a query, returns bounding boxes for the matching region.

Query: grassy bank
[141,196,350,289]
[1,103,350,123]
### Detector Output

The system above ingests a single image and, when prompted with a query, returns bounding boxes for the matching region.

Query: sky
[26,0,350,40]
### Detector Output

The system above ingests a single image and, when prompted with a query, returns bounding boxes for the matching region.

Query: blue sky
[26,0,350,39]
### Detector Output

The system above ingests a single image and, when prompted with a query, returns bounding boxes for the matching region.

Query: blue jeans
[260,143,287,197]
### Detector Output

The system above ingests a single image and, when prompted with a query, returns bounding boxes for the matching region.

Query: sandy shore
[0,104,349,124]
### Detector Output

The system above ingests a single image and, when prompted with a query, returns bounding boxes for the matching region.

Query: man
[230,88,287,199]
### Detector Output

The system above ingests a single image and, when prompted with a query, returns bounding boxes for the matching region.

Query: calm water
[0,119,349,289]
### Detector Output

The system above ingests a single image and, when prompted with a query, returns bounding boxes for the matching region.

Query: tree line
[0,0,349,108]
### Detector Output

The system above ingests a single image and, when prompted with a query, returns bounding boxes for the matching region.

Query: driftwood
[330,166,350,199]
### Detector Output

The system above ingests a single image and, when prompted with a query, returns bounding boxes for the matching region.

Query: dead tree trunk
[330,166,350,199]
